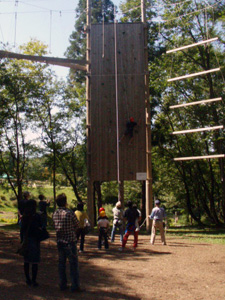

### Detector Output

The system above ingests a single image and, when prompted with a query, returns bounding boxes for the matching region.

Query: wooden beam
[172,125,223,135]
[168,68,220,82]
[174,154,225,161]
[166,37,218,54]
[141,0,146,23]
[170,97,222,109]
[86,0,94,227]
[0,50,87,71]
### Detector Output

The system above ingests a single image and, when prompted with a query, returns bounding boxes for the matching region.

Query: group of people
[97,199,166,252]
[18,192,83,292]
[18,191,166,293]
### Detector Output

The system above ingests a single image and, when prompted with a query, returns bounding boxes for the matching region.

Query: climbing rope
[114,9,120,190]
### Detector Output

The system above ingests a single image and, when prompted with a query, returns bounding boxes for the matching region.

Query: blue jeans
[57,241,80,290]
[111,224,123,242]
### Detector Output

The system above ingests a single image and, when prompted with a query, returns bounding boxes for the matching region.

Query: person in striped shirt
[53,193,83,293]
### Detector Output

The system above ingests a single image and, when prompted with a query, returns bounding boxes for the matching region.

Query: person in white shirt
[111,201,124,243]
[149,199,166,245]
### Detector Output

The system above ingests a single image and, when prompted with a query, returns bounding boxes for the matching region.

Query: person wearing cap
[97,210,110,250]
[111,201,124,243]
[149,200,166,245]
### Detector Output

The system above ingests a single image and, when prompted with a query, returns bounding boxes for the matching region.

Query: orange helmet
[100,211,106,217]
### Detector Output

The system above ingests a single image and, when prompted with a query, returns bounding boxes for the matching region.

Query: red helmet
[99,207,105,213]
[130,117,135,122]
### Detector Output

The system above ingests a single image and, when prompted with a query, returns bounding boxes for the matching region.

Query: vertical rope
[14,12,17,47]
[102,6,105,58]
[114,8,120,196]
[49,10,52,53]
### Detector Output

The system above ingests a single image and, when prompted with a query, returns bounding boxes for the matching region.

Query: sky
[0,0,122,79]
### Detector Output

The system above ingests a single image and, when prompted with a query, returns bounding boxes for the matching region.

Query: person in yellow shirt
[75,203,89,253]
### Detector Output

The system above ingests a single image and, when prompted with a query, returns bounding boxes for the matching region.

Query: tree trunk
[141,181,146,223]
[93,182,97,226]
[53,148,56,210]
[94,181,102,211]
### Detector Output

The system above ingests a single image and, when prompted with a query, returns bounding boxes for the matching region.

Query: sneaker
[79,250,83,253]
[118,247,124,252]
[26,279,32,286]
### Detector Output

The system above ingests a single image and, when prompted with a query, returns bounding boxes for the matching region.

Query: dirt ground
[0,228,225,300]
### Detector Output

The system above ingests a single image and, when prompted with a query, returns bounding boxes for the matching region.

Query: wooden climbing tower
[86,0,152,229]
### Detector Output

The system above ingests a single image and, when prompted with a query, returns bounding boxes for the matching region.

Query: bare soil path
[0,229,225,300]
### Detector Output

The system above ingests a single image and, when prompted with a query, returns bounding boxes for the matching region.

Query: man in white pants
[149,200,166,245]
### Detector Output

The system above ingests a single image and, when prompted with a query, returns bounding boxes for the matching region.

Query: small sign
[136,173,147,180]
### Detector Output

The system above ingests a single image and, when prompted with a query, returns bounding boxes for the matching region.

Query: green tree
[150,0,225,225]
[0,40,50,204]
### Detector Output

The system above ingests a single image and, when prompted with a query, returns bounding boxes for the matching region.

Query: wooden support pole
[118,181,124,208]
[142,0,152,233]
[0,50,87,71]
[141,0,146,23]
[86,0,94,227]
[174,154,225,161]
[168,68,220,82]
[170,97,222,109]
[172,125,223,135]
[166,37,218,54]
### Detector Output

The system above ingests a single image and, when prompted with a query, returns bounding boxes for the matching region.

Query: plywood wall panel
[90,23,146,181]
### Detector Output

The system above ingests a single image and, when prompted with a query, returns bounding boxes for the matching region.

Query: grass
[166,226,225,245]
[0,185,80,227]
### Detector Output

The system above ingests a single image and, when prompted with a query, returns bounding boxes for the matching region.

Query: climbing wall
[90,23,146,181]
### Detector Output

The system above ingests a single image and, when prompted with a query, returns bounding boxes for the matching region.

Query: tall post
[118,181,124,208]
[86,0,94,226]
[141,0,153,232]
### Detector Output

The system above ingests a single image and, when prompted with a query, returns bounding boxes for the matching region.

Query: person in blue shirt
[149,199,166,245]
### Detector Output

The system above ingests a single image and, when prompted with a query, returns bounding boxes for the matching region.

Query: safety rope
[140,217,147,228]
[114,9,120,191]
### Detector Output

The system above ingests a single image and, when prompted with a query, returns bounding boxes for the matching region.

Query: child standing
[97,210,109,250]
